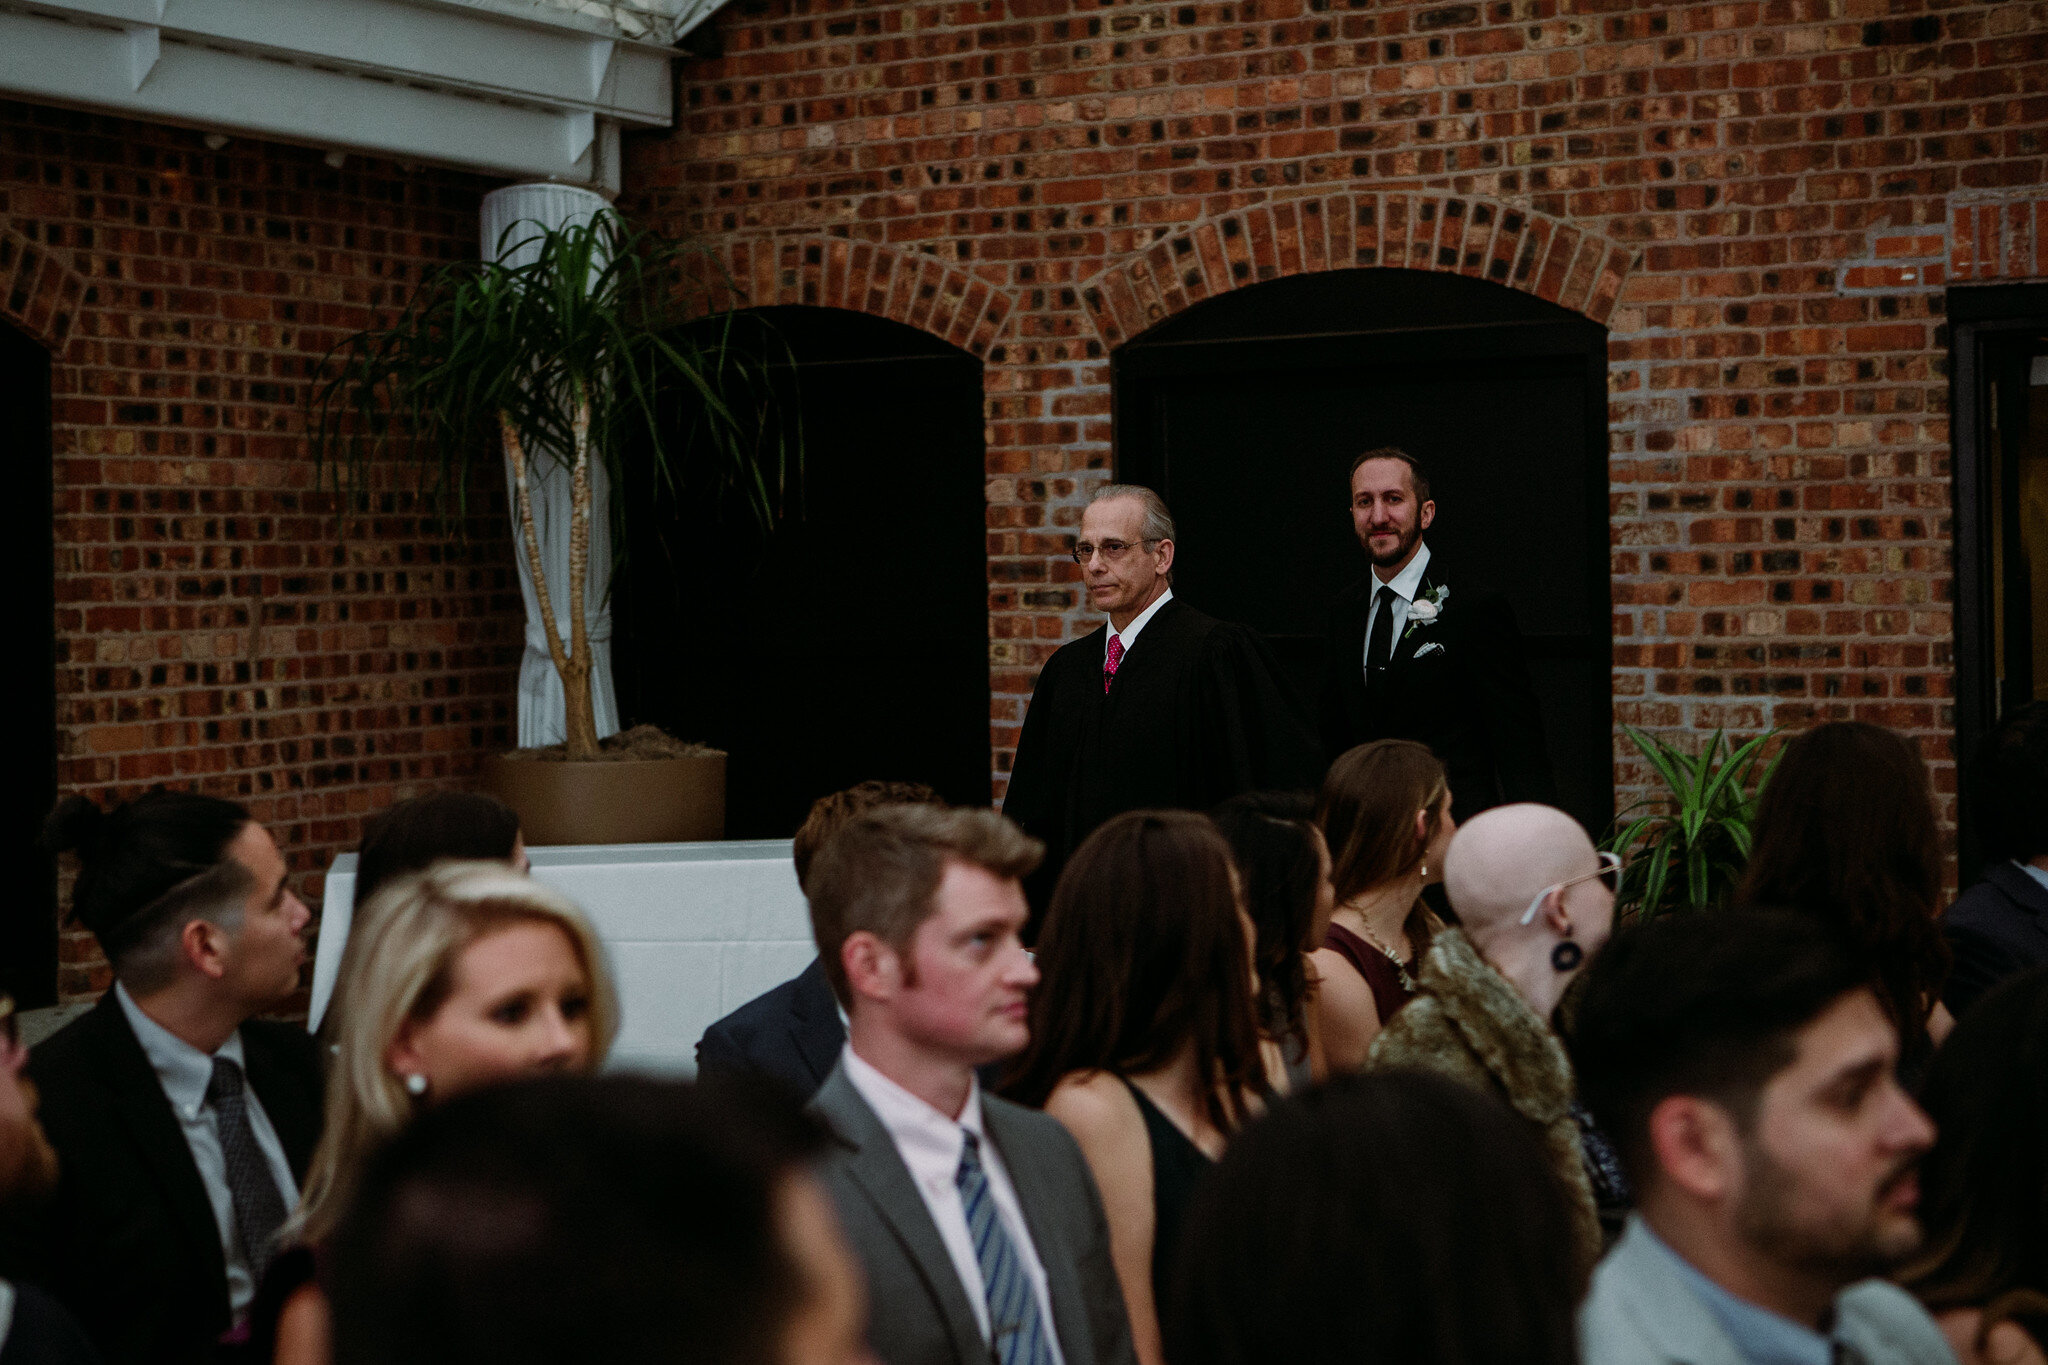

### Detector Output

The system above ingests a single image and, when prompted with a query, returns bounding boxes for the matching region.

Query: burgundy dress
[1323,921,1415,1025]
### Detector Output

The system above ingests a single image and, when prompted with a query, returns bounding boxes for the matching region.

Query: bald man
[1368,804,1625,1266]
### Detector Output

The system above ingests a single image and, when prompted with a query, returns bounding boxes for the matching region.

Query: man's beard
[1733,1137,1923,1286]
[1366,518,1422,568]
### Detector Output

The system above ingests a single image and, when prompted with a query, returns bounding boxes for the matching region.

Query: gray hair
[1088,484,1177,543]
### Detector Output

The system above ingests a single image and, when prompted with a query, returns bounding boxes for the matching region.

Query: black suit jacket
[1943,861,2048,1018]
[694,958,846,1102]
[1320,559,1557,821]
[0,994,323,1365]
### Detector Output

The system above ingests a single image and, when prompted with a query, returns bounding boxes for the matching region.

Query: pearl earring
[403,1073,428,1097]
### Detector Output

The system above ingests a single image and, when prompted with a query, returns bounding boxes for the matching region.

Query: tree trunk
[502,412,599,760]
[560,394,600,759]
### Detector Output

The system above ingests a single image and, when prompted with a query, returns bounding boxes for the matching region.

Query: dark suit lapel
[84,995,231,1300]
[788,961,849,1087]
[1389,565,1441,669]
[1988,861,2048,932]
[813,1068,987,1363]
[982,1101,1093,1365]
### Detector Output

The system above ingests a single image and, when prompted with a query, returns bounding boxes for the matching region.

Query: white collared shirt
[114,982,299,1319]
[1362,542,1432,684]
[840,1045,1065,1363]
[1106,586,1173,669]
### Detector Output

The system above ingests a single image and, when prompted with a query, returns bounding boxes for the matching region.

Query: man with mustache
[1320,447,1554,822]
[0,995,98,1364]
[1570,910,1956,1365]
[1004,484,1322,915]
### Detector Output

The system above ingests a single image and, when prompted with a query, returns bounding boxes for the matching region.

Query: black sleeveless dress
[1119,1077,1214,1302]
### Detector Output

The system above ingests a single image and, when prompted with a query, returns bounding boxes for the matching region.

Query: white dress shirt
[841,1045,1066,1363]
[114,983,300,1318]
[1362,542,1432,685]
[1106,586,1173,669]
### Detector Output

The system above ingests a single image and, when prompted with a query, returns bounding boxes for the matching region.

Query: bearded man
[1320,447,1555,822]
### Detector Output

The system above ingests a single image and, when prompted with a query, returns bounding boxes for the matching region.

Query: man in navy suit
[696,780,943,1099]
[1321,447,1556,822]
[1946,702,2048,1017]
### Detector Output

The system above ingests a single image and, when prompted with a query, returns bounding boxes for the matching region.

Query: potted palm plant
[310,215,794,844]
[1604,726,1781,922]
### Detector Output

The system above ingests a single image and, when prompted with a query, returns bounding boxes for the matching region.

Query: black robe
[1003,597,1324,916]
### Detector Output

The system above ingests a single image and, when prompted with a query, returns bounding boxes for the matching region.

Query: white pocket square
[1414,642,1446,659]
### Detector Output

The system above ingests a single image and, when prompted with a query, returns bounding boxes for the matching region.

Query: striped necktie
[954,1131,1056,1365]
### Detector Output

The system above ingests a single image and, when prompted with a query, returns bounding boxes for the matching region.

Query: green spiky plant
[308,216,794,760]
[1604,726,1782,922]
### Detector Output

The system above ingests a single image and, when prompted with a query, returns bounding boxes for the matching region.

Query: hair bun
[44,794,107,855]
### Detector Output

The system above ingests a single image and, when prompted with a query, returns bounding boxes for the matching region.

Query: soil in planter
[499,724,725,763]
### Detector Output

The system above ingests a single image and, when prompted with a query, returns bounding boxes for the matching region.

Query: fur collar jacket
[1366,927,1603,1269]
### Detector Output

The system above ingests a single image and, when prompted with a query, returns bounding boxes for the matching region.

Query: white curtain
[480,183,622,749]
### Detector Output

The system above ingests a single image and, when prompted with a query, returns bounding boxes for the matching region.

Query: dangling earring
[1418,859,1428,880]
[403,1073,429,1097]
[1550,939,1584,973]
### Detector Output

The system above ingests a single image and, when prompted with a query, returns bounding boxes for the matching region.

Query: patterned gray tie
[206,1057,288,1273]
[954,1131,1056,1365]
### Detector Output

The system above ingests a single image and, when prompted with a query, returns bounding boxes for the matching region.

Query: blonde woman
[258,861,618,1365]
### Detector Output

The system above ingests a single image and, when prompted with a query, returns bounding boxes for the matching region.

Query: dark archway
[614,306,993,838]
[0,320,57,1004]
[1113,267,1614,834]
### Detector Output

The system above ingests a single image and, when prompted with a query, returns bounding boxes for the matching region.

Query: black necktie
[1365,586,1394,678]
[206,1057,288,1273]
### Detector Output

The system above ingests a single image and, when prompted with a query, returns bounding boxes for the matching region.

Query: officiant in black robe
[1003,485,1324,917]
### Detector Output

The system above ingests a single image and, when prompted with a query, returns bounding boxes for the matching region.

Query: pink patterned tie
[1104,633,1125,693]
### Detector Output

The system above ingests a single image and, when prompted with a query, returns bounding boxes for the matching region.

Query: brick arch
[713,235,1018,359]
[1079,193,1638,350]
[0,225,85,354]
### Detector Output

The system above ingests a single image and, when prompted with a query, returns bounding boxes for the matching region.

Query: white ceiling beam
[5,0,674,123]
[0,7,634,188]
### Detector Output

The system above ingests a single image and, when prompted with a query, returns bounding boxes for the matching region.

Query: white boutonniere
[1402,584,1449,641]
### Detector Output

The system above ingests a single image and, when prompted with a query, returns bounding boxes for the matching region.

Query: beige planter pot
[480,750,726,846]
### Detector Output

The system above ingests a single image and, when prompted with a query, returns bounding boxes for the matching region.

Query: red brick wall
[0,102,522,1002]
[627,0,2048,849]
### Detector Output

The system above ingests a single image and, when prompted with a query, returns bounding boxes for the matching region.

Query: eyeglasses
[1519,851,1624,926]
[1071,538,1162,564]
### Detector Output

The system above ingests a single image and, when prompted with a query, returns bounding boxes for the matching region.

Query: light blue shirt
[1635,1221,1836,1365]
[114,983,299,1319]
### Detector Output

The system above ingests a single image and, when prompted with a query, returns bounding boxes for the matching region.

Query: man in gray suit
[1569,910,1956,1365]
[803,804,1136,1365]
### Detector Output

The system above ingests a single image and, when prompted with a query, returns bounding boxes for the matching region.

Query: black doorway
[1950,282,2048,873]
[1114,268,1613,835]
[0,321,57,1005]
[613,306,993,838]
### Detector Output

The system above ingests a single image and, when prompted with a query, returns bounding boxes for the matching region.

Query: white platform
[309,840,815,1075]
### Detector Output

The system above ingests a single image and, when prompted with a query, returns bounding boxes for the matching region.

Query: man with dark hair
[696,779,944,1098]
[330,1073,867,1365]
[1569,910,1953,1365]
[804,804,1136,1365]
[1321,447,1555,822]
[1004,483,1322,914]
[1946,701,2048,1017]
[0,791,321,1365]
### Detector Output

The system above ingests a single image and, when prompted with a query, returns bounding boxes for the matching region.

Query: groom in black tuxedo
[1321,448,1556,822]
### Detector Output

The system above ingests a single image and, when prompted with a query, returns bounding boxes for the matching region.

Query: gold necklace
[1339,906,1417,994]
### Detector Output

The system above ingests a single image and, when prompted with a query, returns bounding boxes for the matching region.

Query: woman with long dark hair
[1002,810,1272,1365]
[1903,965,2048,1365]
[1312,740,1455,1072]
[1211,791,1336,1089]
[1737,721,1954,1065]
